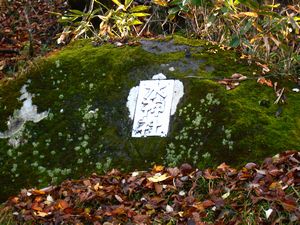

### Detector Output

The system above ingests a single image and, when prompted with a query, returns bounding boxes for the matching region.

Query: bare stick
[23,5,34,57]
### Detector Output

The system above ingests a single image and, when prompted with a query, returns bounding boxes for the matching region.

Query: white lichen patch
[0,84,49,148]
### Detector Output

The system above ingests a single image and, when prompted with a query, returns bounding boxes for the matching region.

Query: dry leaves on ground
[3,151,299,224]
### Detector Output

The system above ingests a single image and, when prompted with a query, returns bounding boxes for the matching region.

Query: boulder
[0,36,299,200]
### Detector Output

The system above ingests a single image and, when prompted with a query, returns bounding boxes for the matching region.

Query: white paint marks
[0,84,49,148]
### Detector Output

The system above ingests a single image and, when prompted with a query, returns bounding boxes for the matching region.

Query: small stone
[166,205,173,212]
[179,190,186,196]
[169,67,175,71]
[180,176,189,182]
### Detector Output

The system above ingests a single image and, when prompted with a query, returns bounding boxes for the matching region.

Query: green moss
[0,36,299,202]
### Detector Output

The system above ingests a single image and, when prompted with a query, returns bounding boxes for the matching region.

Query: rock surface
[0,36,299,201]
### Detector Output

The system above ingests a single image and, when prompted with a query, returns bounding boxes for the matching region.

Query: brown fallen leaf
[280,198,298,212]
[204,169,220,179]
[180,163,193,175]
[56,199,69,210]
[218,73,247,90]
[154,183,163,194]
[83,179,91,187]
[167,167,180,177]
[31,203,43,212]
[217,163,230,172]
[256,62,270,74]
[231,73,247,81]
[257,77,273,87]
[202,199,215,208]
[31,189,46,195]
[133,214,150,224]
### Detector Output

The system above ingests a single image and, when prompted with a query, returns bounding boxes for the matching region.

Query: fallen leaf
[231,73,247,81]
[192,202,205,211]
[110,206,126,216]
[180,163,193,175]
[265,208,273,219]
[35,211,49,217]
[244,162,257,170]
[31,203,43,212]
[83,180,91,187]
[167,167,180,177]
[147,173,170,183]
[56,199,69,210]
[154,183,163,194]
[204,169,220,179]
[202,200,215,208]
[218,73,247,90]
[257,77,273,87]
[153,165,164,172]
[217,163,230,172]
[31,189,46,195]
[93,183,100,191]
[115,194,123,203]
[269,182,282,190]
[238,12,258,17]
[280,198,297,211]
[34,196,43,203]
[133,214,150,224]
[222,191,230,199]
[256,62,270,73]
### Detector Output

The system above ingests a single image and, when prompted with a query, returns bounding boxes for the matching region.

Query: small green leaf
[230,36,240,47]
[111,0,122,7]
[131,12,150,17]
[128,19,143,26]
[69,9,85,15]
[240,19,253,35]
[191,0,206,6]
[129,5,150,12]
[170,0,182,6]
[168,6,180,15]
[125,0,133,9]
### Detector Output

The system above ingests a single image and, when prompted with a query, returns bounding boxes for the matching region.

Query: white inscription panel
[132,80,175,137]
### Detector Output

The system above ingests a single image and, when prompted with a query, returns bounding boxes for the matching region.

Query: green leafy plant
[99,0,150,38]
[58,0,102,41]
[58,0,150,41]
[153,0,300,76]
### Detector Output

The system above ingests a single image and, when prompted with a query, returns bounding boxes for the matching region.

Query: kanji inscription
[132,80,175,137]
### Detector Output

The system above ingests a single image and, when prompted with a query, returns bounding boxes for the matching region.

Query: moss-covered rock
[0,36,299,201]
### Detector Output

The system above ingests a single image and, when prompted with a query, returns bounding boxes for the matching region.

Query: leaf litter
[1,151,299,224]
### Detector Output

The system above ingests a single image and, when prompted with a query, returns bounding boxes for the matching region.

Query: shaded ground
[0,0,67,78]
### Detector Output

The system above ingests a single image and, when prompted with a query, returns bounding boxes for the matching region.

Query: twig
[0,49,20,54]
[138,9,156,37]
[23,5,34,57]
[274,88,285,104]
[184,74,276,81]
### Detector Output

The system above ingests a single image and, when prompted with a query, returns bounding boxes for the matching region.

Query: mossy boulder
[0,36,299,201]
